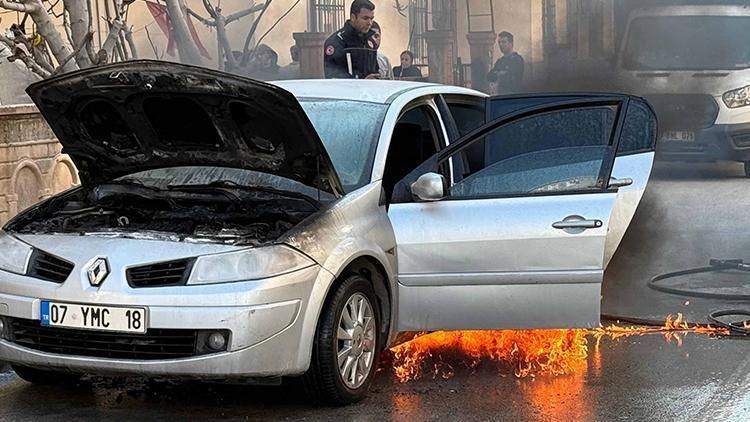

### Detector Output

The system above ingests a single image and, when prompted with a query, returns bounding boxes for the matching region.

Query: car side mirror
[410,173,447,202]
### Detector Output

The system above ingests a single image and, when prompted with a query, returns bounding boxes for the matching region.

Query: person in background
[487,31,524,94]
[323,0,379,79]
[370,21,392,79]
[278,45,301,80]
[250,44,280,81]
[393,50,423,80]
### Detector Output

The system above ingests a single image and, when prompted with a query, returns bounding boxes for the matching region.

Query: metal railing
[308,0,346,34]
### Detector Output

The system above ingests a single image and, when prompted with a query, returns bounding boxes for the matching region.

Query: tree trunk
[165,0,203,65]
[63,0,92,68]
[5,0,78,72]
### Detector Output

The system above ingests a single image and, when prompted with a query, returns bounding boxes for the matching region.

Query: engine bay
[7,182,320,246]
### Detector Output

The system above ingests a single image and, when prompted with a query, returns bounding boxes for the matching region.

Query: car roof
[273,79,483,104]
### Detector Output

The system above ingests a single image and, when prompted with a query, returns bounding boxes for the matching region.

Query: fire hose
[645,258,750,336]
[601,258,750,336]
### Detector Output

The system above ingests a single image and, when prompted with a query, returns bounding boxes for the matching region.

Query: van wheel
[11,364,79,385]
[302,274,381,405]
[744,162,750,177]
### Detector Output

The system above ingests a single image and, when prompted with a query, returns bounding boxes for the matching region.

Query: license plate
[41,301,147,334]
[662,131,695,142]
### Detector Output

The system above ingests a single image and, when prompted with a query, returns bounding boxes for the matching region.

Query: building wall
[0,106,78,225]
[456,1,545,80]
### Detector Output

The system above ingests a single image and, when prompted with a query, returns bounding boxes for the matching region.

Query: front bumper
[0,265,331,378]
[657,122,750,162]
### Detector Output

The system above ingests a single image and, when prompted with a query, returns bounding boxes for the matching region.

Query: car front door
[389,96,657,332]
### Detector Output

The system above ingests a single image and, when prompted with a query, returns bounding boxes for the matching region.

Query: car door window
[449,106,617,198]
[382,105,444,201]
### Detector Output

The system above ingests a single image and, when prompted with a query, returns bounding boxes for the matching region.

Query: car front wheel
[744,162,750,177]
[302,274,381,405]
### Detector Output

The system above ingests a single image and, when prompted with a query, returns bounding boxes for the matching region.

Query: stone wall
[0,105,78,225]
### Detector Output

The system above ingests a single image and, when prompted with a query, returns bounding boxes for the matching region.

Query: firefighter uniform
[324,21,378,79]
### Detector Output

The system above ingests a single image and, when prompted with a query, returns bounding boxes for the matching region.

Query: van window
[622,16,750,71]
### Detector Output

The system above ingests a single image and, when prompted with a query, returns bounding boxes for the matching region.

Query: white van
[616,5,750,175]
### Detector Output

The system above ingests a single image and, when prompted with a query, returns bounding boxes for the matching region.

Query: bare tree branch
[8,44,50,77]
[51,30,92,75]
[225,2,264,24]
[165,0,203,65]
[186,7,214,26]
[97,18,123,63]
[253,0,301,54]
[241,0,271,66]
[393,0,408,16]
[63,0,91,67]
[0,0,37,13]
[62,8,74,46]
[144,24,160,59]
[124,24,137,58]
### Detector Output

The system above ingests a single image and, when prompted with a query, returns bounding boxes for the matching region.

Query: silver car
[0,61,657,404]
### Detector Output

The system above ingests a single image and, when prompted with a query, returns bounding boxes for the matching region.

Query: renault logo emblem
[87,258,109,286]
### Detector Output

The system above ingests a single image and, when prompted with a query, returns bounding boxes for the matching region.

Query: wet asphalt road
[0,334,748,421]
[2,161,750,421]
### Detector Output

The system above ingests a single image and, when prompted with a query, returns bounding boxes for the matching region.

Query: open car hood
[26,60,344,196]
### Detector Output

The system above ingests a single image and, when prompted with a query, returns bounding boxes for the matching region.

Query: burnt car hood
[26,60,344,196]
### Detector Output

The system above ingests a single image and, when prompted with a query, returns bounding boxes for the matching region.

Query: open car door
[389,95,657,332]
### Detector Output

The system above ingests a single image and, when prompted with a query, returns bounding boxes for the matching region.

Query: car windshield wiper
[102,178,163,192]
[166,180,321,209]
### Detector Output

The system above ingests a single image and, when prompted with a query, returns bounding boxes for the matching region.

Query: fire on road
[388,314,730,382]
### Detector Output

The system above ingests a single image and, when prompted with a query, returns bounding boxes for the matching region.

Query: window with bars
[309,0,347,34]
[409,0,429,65]
[408,0,456,66]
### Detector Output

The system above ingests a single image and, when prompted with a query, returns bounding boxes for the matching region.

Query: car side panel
[281,181,399,362]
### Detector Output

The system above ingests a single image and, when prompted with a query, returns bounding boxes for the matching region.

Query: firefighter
[323,0,379,79]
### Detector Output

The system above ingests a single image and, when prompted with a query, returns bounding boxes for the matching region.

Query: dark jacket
[487,52,525,93]
[324,21,378,79]
[393,66,423,78]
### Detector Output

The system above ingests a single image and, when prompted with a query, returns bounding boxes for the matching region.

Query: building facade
[0,105,78,225]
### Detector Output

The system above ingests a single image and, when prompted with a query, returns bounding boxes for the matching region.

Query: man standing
[324,0,379,79]
[487,31,525,94]
[370,21,392,79]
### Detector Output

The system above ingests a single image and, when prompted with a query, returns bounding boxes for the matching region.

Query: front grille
[26,250,74,283]
[126,259,194,288]
[645,94,719,130]
[9,318,198,360]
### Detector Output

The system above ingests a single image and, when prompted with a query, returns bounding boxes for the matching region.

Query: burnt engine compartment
[7,183,320,245]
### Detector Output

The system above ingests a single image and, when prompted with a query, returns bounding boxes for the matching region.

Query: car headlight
[187,245,316,285]
[0,231,33,275]
[723,86,750,108]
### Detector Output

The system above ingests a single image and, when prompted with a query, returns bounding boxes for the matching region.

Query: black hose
[708,310,750,336]
[643,258,750,336]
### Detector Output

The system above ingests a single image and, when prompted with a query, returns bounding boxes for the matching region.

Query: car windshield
[622,16,750,71]
[299,99,386,192]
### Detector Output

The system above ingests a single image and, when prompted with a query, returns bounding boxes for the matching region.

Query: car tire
[744,162,750,177]
[11,364,79,385]
[302,274,382,405]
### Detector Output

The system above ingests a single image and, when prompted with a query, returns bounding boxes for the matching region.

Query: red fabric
[145,0,176,56]
[145,1,211,60]
[187,15,211,59]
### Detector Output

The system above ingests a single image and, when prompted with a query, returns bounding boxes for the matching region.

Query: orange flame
[389,314,728,382]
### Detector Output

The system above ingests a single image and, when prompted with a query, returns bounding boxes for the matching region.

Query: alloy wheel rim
[336,292,376,389]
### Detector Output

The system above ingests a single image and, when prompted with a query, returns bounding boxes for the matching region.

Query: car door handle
[552,219,603,230]
[608,177,634,189]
